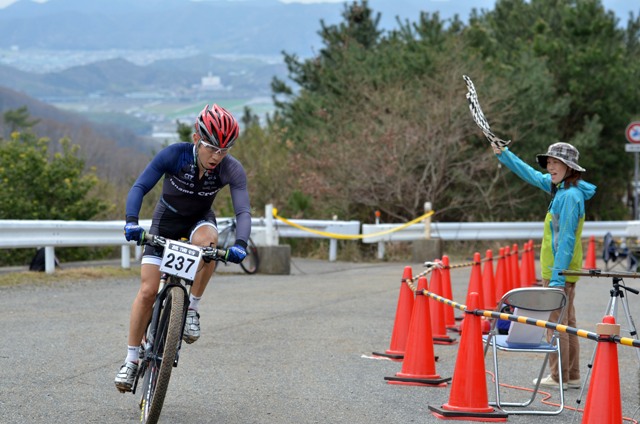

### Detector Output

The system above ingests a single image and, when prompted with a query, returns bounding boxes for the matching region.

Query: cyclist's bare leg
[179,225,218,344]
[190,224,218,297]
[128,264,162,346]
[116,264,161,391]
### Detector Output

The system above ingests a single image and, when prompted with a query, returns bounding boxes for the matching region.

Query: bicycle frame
[132,275,190,394]
[126,234,227,424]
[131,235,226,393]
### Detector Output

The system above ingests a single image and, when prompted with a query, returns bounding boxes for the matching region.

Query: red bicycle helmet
[196,104,240,149]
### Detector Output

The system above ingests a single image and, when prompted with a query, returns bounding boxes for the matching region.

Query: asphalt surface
[0,256,639,424]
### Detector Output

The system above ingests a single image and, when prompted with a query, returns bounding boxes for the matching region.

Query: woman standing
[493,142,596,389]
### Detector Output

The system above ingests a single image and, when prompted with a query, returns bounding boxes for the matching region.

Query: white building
[201,72,222,90]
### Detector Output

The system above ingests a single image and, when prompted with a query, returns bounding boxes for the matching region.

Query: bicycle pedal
[116,385,131,394]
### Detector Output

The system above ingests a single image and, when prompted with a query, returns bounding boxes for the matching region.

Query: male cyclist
[115,104,251,392]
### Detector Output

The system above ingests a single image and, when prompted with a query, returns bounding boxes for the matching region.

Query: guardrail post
[44,246,55,274]
[375,210,385,260]
[121,245,131,269]
[265,203,276,246]
[412,202,441,263]
[259,204,290,274]
[329,239,337,262]
[424,202,432,239]
[328,215,338,261]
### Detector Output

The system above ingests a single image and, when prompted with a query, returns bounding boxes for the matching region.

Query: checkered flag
[463,75,510,148]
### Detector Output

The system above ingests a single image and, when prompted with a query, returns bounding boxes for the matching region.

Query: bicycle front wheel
[239,238,260,274]
[139,285,184,424]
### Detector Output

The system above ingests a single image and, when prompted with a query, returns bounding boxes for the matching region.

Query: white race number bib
[159,240,201,281]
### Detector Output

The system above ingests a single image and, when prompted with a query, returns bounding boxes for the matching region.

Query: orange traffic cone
[582,315,622,424]
[385,276,451,387]
[482,249,496,310]
[460,253,486,335]
[511,243,520,288]
[584,235,597,270]
[524,240,536,286]
[465,252,485,310]
[519,242,529,287]
[428,292,508,421]
[440,255,458,330]
[372,266,414,361]
[429,265,457,345]
[494,247,508,301]
[503,246,513,292]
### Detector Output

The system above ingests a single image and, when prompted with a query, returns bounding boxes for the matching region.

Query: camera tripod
[563,269,640,364]
[561,269,640,411]
[561,269,640,362]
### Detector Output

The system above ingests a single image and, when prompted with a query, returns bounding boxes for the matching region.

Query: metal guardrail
[0,216,359,272]
[361,221,631,242]
[0,214,637,273]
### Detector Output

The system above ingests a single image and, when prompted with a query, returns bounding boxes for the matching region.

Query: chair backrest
[506,308,550,345]
[500,288,567,346]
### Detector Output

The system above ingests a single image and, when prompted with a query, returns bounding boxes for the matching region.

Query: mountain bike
[130,233,226,424]
[217,218,260,274]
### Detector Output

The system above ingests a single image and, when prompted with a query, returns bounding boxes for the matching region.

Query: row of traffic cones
[374,259,508,419]
[383,272,450,386]
[486,235,598,307]
[430,301,624,422]
[374,239,541,356]
[371,266,415,361]
[375,249,623,422]
[489,241,538,307]
[372,260,460,362]
[374,263,456,387]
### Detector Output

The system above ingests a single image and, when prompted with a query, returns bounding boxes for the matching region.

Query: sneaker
[567,378,581,389]
[533,374,580,390]
[183,309,200,344]
[115,361,138,393]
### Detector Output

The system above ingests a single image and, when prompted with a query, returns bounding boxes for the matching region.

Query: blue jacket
[497,148,596,286]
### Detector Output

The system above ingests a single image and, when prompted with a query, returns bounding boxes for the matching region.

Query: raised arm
[494,147,552,194]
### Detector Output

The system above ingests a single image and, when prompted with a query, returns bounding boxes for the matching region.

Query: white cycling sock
[126,345,139,363]
[189,294,202,311]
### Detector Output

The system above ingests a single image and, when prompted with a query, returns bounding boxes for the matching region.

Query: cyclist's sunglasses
[197,133,231,155]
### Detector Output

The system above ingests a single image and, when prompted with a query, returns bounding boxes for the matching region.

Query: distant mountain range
[0,53,287,99]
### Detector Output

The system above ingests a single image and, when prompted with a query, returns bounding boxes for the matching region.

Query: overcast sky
[0,0,635,20]
[0,0,45,6]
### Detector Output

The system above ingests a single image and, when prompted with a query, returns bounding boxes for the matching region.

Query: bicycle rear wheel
[139,285,184,424]
[239,237,260,274]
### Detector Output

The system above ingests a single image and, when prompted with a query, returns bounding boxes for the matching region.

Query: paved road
[0,256,639,423]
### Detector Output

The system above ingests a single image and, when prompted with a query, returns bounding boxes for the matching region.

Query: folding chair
[483,287,567,415]
[603,232,637,271]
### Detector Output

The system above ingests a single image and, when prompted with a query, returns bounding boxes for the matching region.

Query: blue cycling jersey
[125,142,251,244]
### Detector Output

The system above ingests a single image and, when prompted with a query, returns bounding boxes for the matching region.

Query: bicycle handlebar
[142,233,227,262]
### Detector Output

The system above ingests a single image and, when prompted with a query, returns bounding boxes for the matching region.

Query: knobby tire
[239,238,259,274]
[140,285,184,424]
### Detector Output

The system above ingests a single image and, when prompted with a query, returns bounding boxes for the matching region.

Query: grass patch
[0,266,140,288]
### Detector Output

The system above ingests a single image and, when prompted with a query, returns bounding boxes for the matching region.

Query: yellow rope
[271,208,435,240]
